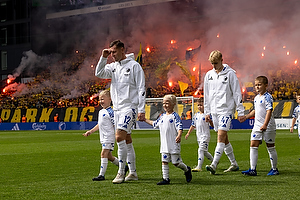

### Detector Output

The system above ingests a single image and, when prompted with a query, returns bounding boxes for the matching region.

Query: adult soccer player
[204,50,245,174]
[95,40,146,184]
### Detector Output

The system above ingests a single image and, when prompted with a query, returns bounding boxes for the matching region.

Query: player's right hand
[185,134,189,140]
[82,130,92,137]
[102,49,111,58]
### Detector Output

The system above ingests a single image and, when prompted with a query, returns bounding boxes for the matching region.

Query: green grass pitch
[0,129,299,199]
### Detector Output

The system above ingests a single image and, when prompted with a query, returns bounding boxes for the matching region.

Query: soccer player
[241,76,279,176]
[185,97,214,172]
[204,50,245,175]
[83,90,119,181]
[144,94,192,185]
[95,40,146,184]
[290,94,300,140]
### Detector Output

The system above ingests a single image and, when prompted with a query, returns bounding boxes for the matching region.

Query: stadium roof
[46,0,177,19]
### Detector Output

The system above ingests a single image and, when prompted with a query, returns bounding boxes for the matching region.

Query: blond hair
[208,50,222,63]
[163,94,177,105]
[99,90,111,98]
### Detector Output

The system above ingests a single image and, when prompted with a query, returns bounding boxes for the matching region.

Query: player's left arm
[261,109,272,131]
[176,129,183,143]
[229,72,245,117]
[136,63,146,121]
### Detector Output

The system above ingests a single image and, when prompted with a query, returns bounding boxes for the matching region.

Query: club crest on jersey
[169,119,174,123]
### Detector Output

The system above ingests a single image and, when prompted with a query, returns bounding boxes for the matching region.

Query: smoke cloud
[9,0,300,97]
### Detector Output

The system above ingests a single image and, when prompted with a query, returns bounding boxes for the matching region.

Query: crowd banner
[0,98,297,131]
[0,106,101,123]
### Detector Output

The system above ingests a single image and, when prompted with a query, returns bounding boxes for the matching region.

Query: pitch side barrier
[0,119,252,131]
[0,118,295,131]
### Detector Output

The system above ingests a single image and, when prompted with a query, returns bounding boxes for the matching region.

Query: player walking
[204,50,245,175]
[95,40,146,184]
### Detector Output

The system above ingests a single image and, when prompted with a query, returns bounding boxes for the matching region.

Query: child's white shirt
[98,107,115,144]
[153,112,183,154]
[292,105,300,130]
[253,92,276,131]
[192,112,211,142]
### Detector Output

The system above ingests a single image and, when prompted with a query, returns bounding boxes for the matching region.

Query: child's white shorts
[102,143,115,151]
[250,130,276,144]
[198,140,209,151]
[161,153,182,164]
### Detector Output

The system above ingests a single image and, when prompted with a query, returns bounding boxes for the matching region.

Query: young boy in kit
[144,94,192,185]
[83,90,119,181]
[185,98,214,172]
[241,76,279,176]
[290,94,300,140]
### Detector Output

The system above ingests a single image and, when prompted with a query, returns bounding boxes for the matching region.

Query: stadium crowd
[1,77,299,109]
[0,50,299,109]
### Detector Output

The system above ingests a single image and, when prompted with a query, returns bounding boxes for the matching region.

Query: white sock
[100,158,108,176]
[127,143,137,175]
[111,157,119,166]
[176,162,188,172]
[162,164,169,179]
[204,151,214,162]
[197,148,205,169]
[267,146,278,170]
[211,142,225,168]
[117,140,127,174]
[224,143,238,166]
[250,147,258,170]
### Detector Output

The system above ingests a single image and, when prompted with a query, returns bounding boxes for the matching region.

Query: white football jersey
[292,105,300,130]
[153,112,183,154]
[191,112,211,142]
[98,107,115,144]
[253,92,276,131]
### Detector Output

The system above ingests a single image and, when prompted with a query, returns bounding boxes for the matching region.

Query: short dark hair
[255,76,268,85]
[109,40,124,48]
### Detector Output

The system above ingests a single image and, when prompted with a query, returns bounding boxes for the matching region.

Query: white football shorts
[102,143,115,151]
[250,130,276,144]
[161,153,182,164]
[211,113,232,132]
[114,109,136,134]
